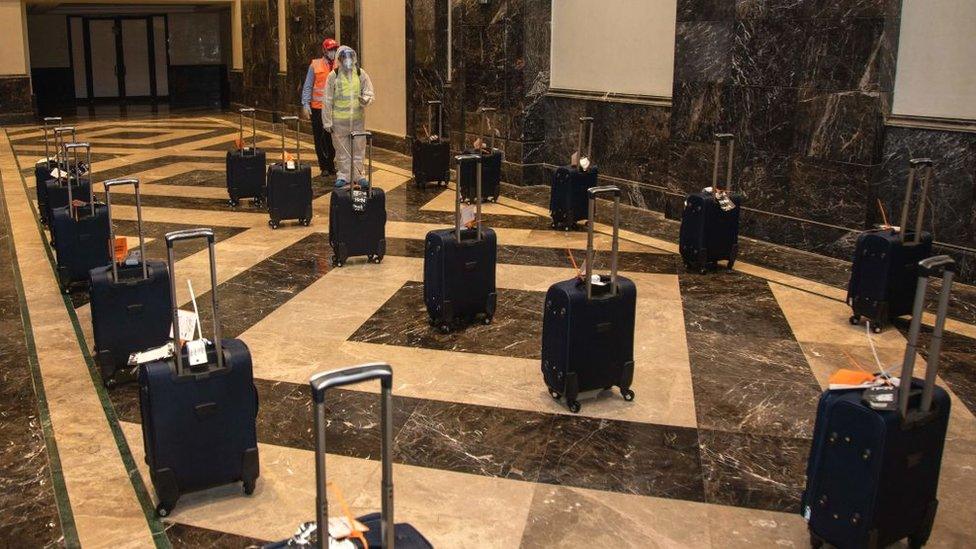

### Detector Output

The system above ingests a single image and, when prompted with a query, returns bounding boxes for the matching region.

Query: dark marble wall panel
[285,0,321,109]
[0,76,34,124]
[241,0,280,111]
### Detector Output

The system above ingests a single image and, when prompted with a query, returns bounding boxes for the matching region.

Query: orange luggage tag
[113,236,128,264]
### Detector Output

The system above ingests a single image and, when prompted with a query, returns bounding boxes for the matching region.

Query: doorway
[76,15,168,101]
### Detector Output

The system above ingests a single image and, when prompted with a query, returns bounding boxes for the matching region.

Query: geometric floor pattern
[1,114,974,548]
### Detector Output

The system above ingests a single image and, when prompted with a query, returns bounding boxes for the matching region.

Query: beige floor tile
[421,185,536,216]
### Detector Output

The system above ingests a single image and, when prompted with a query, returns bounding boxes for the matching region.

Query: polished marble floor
[1,114,975,548]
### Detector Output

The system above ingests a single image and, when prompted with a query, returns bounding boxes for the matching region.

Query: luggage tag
[862,385,898,411]
[113,237,128,264]
[128,342,174,366]
[715,190,737,212]
[124,248,142,267]
[579,156,591,172]
[185,338,209,367]
[168,309,199,344]
[351,188,368,212]
[460,203,477,228]
[49,167,66,179]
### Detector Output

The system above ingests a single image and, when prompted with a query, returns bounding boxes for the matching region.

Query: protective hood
[335,46,358,70]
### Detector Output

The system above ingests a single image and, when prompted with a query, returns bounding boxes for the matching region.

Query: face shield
[338,48,358,70]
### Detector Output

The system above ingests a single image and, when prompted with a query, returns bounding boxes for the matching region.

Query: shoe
[357,178,370,189]
[335,179,348,188]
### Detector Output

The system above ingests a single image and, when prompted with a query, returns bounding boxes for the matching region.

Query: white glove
[359,95,374,106]
[323,125,333,133]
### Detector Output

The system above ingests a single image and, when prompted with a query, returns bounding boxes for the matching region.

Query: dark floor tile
[349,281,544,360]
[698,429,809,513]
[153,169,225,188]
[538,415,705,503]
[687,332,816,382]
[679,271,796,339]
[691,374,820,438]
[164,521,268,548]
[394,400,553,481]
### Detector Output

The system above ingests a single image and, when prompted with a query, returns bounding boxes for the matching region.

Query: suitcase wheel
[228,198,240,207]
[156,502,172,517]
[367,254,383,264]
[103,377,117,389]
[567,400,581,413]
[849,314,860,326]
[809,532,824,549]
[243,479,256,496]
[269,219,280,230]
[252,198,264,207]
[872,324,882,334]
[438,323,451,334]
[332,255,344,267]
[621,388,635,402]
[300,217,311,227]
[482,315,492,325]
[549,390,561,401]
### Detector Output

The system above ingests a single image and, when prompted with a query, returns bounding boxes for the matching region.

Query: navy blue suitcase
[329,131,386,266]
[424,154,497,332]
[44,126,92,236]
[848,159,934,333]
[460,107,502,203]
[50,143,111,292]
[139,228,259,517]
[803,256,956,549]
[226,107,267,206]
[413,100,450,189]
[679,133,740,273]
[89,178,172,388]
[541,186,636,413]
[551,117,599,230]
[266,115,313,229]
[35,117,64,225]
[263,363,432,549]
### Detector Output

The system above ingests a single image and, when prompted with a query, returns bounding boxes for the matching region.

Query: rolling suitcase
[44,126,92,238]
[35,116,62,226]
[802,255,956,549]
[679,133,741,273]
[263,363,433,549]
[226,107,267,207]
[423,153,497,332]
[89,177,172,388]
[412,99,450,189]
[550,116,599,231]
[329,131,387,266]
[541,185,636,413]
[460,107,502,203]
[139,228,260,517]
[50,142,111,293]
[847,159,934,333]
[266,115,313,229]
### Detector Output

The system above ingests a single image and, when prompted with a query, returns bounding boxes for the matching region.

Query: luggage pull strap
[62,142,95,218]
[104,178,148,282]
[280,115,301,165]
[239,107,257,153]
[585,185,621,300]
[309,363,395,549]
[898,158,933,244]
[53,126,77,178]
[427,99,443,141]
[712,133,735,192]
[454,154,483,242]
[350,131,374,193]
[899,255,955,418]
[478,106,497,151]
[42,116,61,163]
[576,116,594,168]
[164,228,224,375]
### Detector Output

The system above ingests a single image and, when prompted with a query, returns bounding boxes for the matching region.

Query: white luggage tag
[715,190,736,212]
[579,156,591,172]
[127,342,174,366]
[351,188,368,212]
[460,203,477,228]
[124,248,143,266]
[49,167,67,179]
[183,279,210,367]
[286,159,296,170]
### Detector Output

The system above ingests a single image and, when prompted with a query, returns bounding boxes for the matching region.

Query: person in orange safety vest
[301,37,339,176]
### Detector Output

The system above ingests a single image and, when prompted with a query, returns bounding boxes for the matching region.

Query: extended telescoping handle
[479,107,497,149]
[42,117,62,162]
[585,185,621,300]
[350,131,373,190]
[280,115,301,164]
[576,116,594,162]
[239,107,257,151]
[104,178,148,282]
[164,228,223,375]
[454,154,483,242]
[899,255,956,418]
[309,363,395,549]
[427,100,443,139]
[899,158,933,244]
[53,126,77,173]
[712,133,735,192]
[62,142,95,217]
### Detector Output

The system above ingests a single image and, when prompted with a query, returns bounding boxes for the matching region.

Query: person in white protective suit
[321,45,375,188]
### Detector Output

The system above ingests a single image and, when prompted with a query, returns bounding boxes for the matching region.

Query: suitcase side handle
[42,117,61,161]
[899,255,955,418]
[427,100,443,140]
[712,133,735,192]
[309,363,395,549]
[239,107,257,152]
[280,115,301,165]
[585,185,621,300]
[576,117,595,166]
[104,178,148,282]
[898,158,934,244]
[350,131,373,191]
[454,154,483,242]
[62,142,95,218]
[163,228,224,375]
